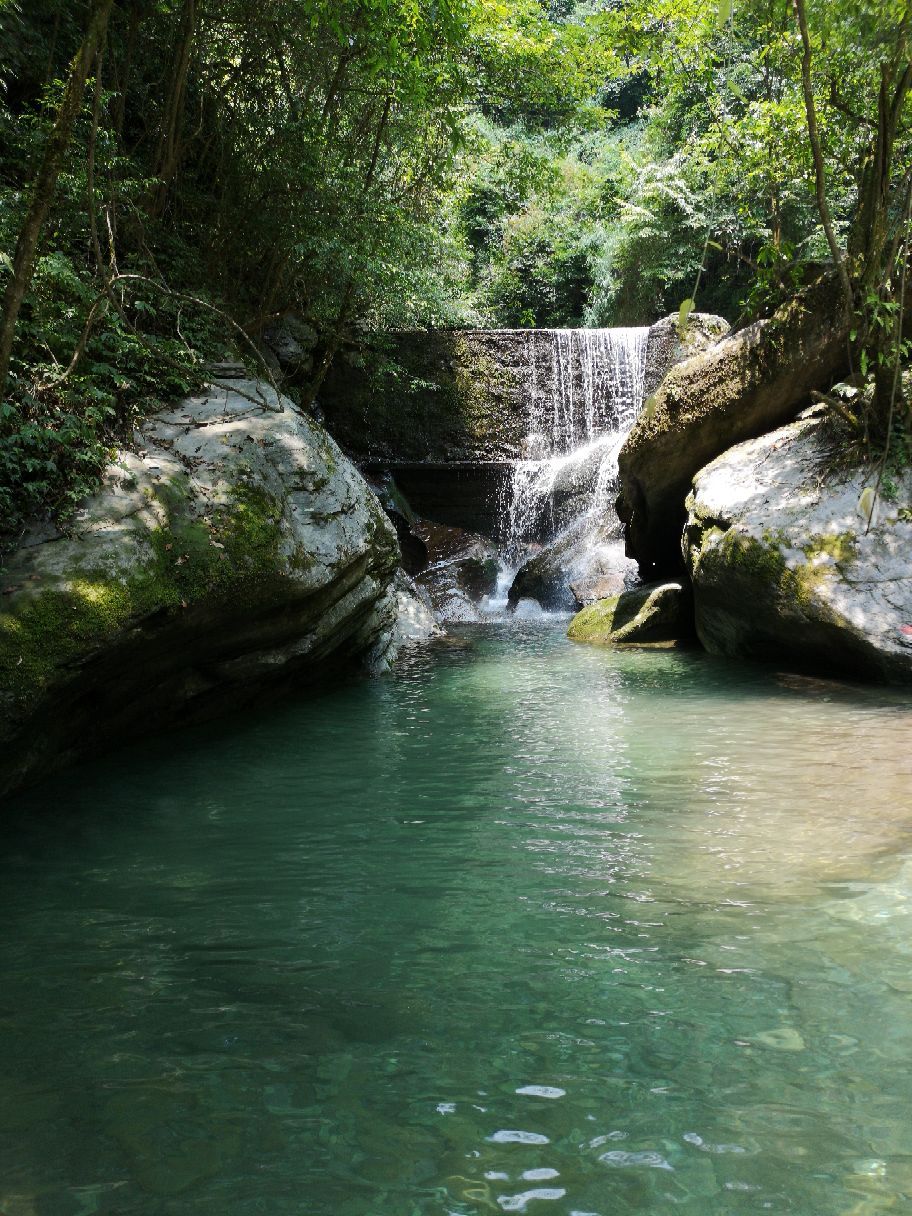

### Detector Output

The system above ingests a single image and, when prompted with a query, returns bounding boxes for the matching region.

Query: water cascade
[473,327,650,616]
[502,327,649,557]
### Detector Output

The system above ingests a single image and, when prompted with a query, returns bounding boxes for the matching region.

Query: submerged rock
[0,380,411,797]
[618,274,850,576]
[567,582,690,645]
[683,414,912,682]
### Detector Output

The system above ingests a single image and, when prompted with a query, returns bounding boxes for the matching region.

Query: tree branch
[794,0,854,317]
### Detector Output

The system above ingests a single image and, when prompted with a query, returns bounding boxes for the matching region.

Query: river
[2,622,912,1215]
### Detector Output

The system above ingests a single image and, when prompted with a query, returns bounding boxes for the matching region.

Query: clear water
[3,624,912,1216]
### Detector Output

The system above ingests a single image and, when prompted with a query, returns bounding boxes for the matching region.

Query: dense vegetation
[1,0,911,541]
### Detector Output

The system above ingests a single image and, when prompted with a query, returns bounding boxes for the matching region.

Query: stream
[3,622,912,1215]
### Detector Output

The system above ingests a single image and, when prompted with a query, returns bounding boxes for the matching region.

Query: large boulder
[0,379,413,797]
[683,413,912,682]
[618,275,850,577]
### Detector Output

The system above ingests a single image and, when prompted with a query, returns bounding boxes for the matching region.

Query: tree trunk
[151,0,196,217]
[794,0,854,318]
[0,0,116,399]
[849,62,912,288]
[113,1,143,139]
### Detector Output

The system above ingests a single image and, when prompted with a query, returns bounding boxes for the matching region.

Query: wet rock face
[320,318,719,466]
[0,380,413,798]
[365,571,442,673]
[412,520,500,621]
[684,414,912,683]
[363,461,512,539]
[321,331,545,462]
[507,521,639,613]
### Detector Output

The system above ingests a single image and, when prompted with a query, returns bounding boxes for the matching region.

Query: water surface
[2,624,912,1215]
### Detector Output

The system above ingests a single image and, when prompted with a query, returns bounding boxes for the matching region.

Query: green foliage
[0,0,630,541]
[2,0,911,548]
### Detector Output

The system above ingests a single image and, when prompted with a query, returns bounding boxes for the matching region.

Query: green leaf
[678,297,695,335]
[0,251,12,274]
[858,486,876,524]
[717,0,733,28]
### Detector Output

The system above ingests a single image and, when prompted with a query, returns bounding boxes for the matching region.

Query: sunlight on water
[1,624,912,1215]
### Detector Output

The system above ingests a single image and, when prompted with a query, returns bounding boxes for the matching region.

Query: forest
[1,0,911,543]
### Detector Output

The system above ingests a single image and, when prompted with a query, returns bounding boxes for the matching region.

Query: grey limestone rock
[0,379,412,796]
[684,414,912,682]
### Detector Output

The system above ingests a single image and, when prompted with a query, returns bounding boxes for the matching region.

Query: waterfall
[501,327,649,559]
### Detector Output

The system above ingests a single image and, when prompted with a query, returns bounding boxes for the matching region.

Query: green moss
[219,483,284,573]
[567,596,621,642]
[0,480,288,721]
[702,527,856,613]
[0,578,136,710]
[800,531,857,565]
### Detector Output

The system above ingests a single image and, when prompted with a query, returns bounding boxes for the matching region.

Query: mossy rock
[684,415,912,682]
[0,380,402,798]
[568,582,690,645]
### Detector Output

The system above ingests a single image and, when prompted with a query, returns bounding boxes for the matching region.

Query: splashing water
[501,328,648,561]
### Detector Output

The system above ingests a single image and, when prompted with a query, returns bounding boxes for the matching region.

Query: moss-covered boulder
[0,379,417,797]
[684,414,912,682]
[618,275,850,577]
[568,582,690,645]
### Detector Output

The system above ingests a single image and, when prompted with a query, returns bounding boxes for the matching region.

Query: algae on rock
[0,379,424,797]
[683,414,912,682]
[568,581,690,645]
